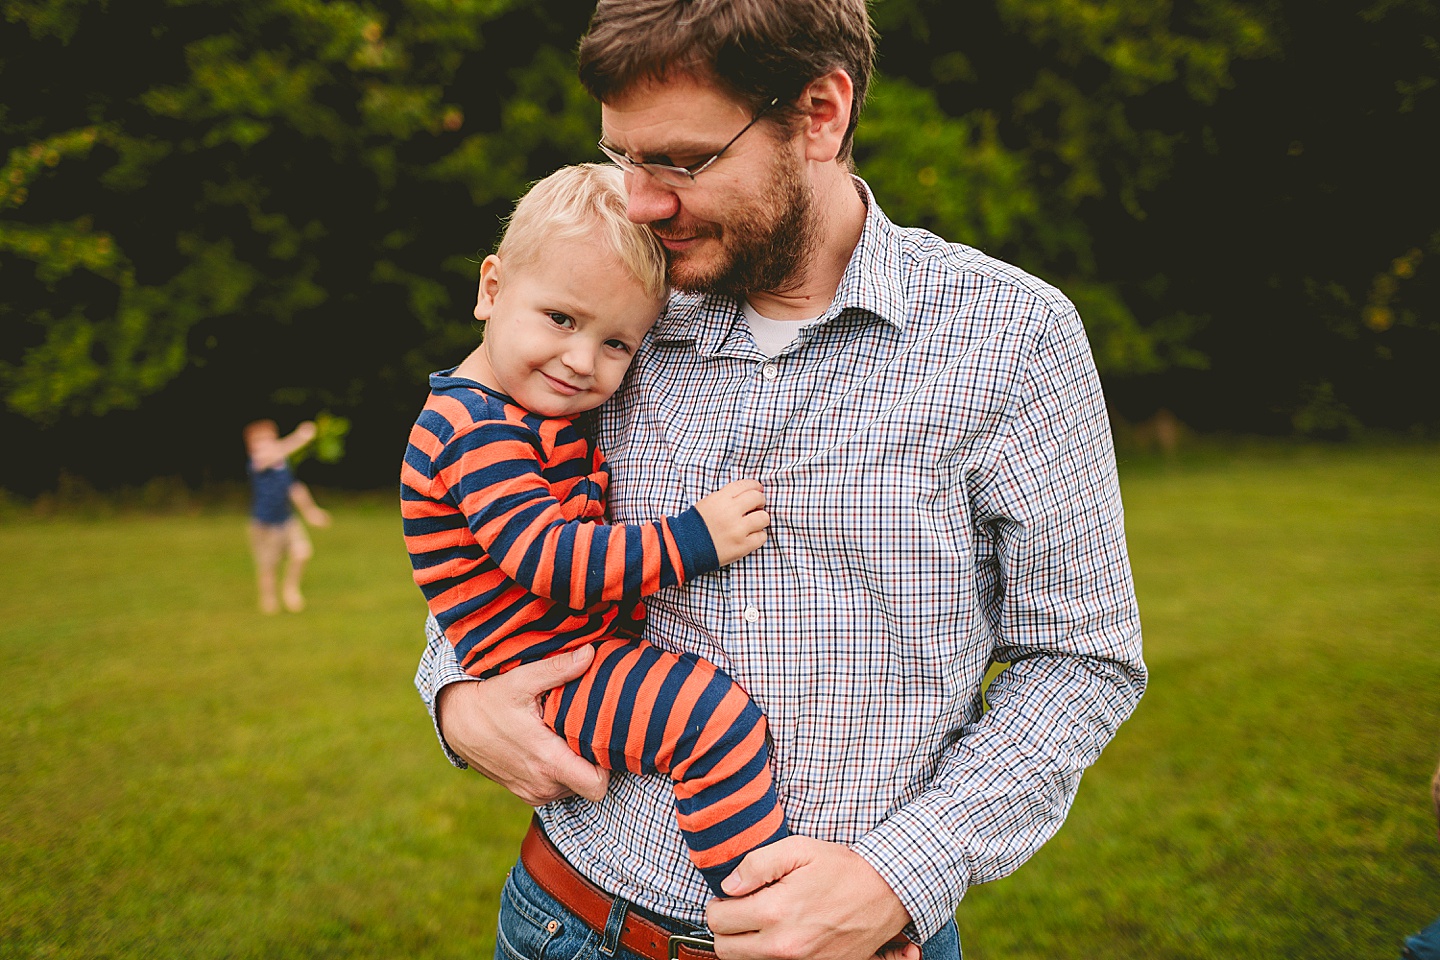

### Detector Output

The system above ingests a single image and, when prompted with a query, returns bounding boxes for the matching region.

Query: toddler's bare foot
[259,593,280,615]
[282,585,305,613]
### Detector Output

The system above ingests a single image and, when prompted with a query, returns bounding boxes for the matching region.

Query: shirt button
[742,605,760,623]
[761,363,779,381]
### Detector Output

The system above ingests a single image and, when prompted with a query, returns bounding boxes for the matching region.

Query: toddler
[244,418,331,613]
[401,164,787,894]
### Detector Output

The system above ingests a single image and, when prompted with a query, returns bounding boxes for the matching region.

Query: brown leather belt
[519,815,716,960]
[518,815,914,960]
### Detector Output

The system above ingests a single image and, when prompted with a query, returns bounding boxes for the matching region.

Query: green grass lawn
[2,446,1438,958]
[958,444,1440,958]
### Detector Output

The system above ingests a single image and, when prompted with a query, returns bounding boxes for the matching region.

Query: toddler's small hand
[694,479,769,566]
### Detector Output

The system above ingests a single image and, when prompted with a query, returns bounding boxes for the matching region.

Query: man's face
[600,75,816,299]
[470,238,663,420]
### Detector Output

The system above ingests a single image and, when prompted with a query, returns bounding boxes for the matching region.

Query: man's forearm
[851,648,1144,940]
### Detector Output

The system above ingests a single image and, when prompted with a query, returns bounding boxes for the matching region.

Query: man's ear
[798,68,854,165]
[474,254,503,322]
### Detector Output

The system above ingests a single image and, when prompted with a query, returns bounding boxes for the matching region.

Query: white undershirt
[743,300,822,357]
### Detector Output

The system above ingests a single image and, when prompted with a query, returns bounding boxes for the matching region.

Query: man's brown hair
[577,0,876,162]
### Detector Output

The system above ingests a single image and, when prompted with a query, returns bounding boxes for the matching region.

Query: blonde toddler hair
[496,163,667,302]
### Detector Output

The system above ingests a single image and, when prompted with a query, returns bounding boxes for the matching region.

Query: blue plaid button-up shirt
[416,179,1146,940]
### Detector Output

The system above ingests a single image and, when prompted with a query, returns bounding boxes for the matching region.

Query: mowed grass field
[2,445,1438,959]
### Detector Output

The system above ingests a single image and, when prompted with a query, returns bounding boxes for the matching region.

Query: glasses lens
[650,165,694,189]
[596,142,696,188]
[598,142,629,168]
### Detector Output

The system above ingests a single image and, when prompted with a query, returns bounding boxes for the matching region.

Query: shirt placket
[710,333,819,707]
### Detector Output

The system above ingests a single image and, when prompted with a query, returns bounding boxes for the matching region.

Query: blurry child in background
[1399,752,1440,959]
[400,163,787,894]
[244,418,331,614]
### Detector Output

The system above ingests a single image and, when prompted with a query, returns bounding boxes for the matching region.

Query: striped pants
[541,636,790,896]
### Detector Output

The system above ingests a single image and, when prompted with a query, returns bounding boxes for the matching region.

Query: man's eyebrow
[599,134,718,159]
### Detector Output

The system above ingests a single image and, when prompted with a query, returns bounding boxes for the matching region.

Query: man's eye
[547,313,575,329]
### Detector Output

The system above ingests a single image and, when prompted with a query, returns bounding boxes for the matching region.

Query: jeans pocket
[495,866,596,960]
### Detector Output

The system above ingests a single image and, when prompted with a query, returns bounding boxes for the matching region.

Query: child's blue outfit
[249,461,295,525]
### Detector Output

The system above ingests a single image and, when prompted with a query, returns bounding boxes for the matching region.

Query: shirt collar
[650,177,910,356]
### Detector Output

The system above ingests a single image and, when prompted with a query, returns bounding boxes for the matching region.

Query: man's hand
[693,479,769,566]
[436,646,609,805]
[706,836,920,960]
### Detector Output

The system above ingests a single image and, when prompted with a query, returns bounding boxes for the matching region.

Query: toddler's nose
[563,345,596,376]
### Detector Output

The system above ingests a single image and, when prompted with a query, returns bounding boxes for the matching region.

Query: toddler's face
[471,237,665,419]
[245,425,278,453]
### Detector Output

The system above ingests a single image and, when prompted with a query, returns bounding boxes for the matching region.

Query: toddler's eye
[605,339,632,353]
[547,312,575,329]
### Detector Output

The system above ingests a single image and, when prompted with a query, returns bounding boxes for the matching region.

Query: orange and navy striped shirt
[401,372,719,677]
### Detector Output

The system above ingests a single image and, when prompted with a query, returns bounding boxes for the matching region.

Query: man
[415,2,1146,959]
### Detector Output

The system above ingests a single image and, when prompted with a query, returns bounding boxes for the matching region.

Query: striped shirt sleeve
[439,417,719,611]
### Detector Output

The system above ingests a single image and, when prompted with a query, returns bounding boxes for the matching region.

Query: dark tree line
[1,0,1435,496]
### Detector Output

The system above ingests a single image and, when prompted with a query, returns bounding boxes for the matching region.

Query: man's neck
[746,165,866,321]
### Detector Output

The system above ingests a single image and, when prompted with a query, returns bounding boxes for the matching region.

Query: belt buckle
[667,933,716,959]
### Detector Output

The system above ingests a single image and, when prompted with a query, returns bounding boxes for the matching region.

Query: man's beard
[665,150,816,300]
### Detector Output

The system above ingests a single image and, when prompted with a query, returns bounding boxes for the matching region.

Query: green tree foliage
[1102,0,1440,434]
[1,0,596,426]
[865,0,1438,435]
[2,0,1280,430]
[0,0,1434,495]
[862,0,1275,378]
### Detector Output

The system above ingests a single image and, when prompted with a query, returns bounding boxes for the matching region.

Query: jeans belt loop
[600,896,629,957]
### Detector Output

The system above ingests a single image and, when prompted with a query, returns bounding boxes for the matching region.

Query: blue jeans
[494,857,961,960]
[1402,914,1440,959]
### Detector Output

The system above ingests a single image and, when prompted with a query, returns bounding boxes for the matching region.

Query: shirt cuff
[670,505,721,577]
[852,805,972,942]
[415,612,481,770]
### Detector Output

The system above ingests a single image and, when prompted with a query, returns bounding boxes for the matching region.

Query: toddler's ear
[474,254,503,321]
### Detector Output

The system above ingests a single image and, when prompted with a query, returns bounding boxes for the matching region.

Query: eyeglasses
[598,97,780,189]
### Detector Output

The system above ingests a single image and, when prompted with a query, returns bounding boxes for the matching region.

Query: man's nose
[623,169,681,225]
